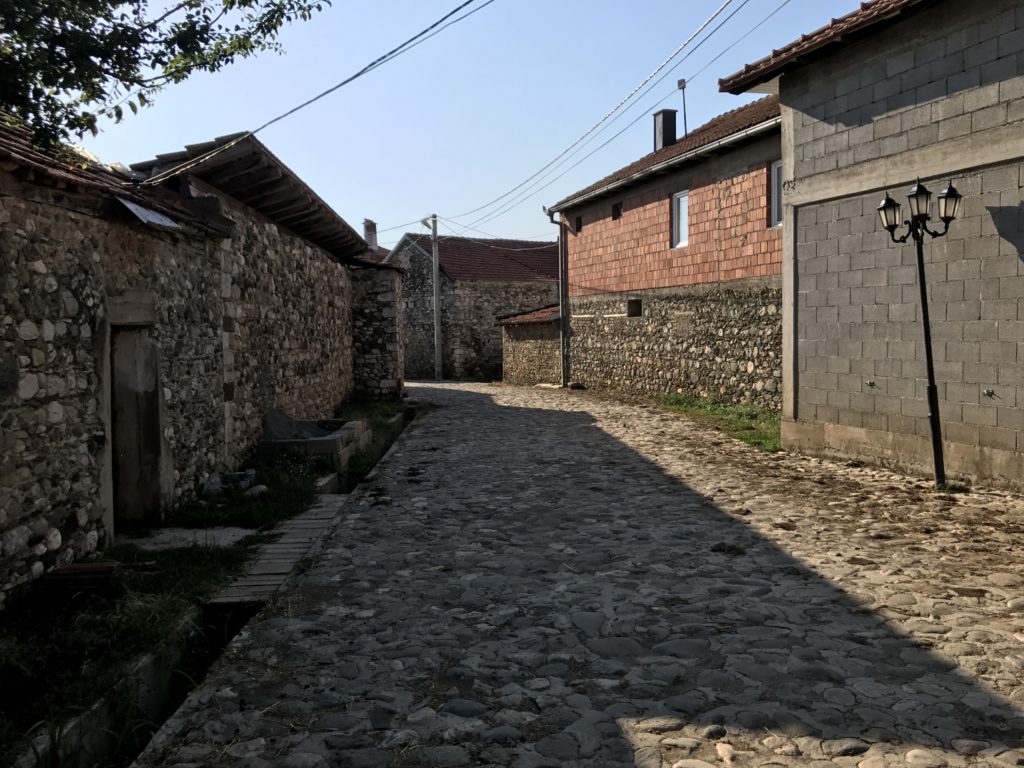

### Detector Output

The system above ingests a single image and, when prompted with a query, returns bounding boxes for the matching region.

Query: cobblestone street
[139,383,1024,768]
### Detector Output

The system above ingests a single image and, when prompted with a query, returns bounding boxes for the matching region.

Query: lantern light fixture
[937,182,963,224]
[876,192,902,233]
[907,179,933,219]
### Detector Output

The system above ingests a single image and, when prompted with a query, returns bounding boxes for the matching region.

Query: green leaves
[0,0,329,147]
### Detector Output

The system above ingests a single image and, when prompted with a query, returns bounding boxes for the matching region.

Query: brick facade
[567,143,781,296]
[558,132,783,405]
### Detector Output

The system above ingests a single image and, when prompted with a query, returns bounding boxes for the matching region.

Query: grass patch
[333,397,405,430]
[0,544,249,764]
[938,479,971,493]
[170,453,329,530]
[658,392,781,452]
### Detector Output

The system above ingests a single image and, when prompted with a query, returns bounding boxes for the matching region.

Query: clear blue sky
[81,0,858,248]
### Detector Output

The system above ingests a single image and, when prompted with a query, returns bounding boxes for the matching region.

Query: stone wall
[569,278,782,409]
[351,265,404,399]
[0,172,221,610]
[451,280,558,380]
[565,134,781,296]
[389,240,454,379]
[502,322,561,386]
[211,189,355,467]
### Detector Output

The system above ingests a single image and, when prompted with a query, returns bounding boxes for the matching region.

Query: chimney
[363,218,378,248]
[653,109,678,152]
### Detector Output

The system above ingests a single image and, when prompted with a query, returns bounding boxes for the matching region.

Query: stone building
[498,305,561,386]
[0,124,401,609]
[385,234,558,380]
[722,0,1024,485]
[549,98,784,408]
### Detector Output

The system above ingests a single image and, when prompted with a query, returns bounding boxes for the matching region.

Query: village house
[542,97,783,407]
[0,124,403,610]
[498,304,562,386]
[385,234,558,380]
[722,0,1024,485]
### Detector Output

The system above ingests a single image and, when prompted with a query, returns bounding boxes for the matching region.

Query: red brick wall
[566,162,781,296]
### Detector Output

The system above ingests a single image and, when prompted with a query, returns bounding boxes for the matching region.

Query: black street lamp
[877,180,963,488]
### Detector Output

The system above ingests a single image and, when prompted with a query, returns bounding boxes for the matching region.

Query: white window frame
[771,160,783,227]
[672,190,689,248]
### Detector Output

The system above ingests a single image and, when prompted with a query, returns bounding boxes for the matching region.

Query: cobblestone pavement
[137,383,1024,768]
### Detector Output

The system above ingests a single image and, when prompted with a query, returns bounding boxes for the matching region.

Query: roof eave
[550,116,781,213]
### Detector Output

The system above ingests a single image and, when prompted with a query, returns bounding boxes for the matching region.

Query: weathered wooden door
[111,327,162,527]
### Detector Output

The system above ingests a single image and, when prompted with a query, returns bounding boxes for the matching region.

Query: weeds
[658,392,782,452]
[170,453,328,530]
[0,544,249,763]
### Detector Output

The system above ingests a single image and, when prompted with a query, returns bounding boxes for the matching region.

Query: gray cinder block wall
[778,0,1024,484]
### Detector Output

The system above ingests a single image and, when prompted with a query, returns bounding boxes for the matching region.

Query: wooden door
[111,327,162,527]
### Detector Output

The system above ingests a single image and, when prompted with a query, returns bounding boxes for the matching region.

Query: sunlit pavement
[136,383,1024,768]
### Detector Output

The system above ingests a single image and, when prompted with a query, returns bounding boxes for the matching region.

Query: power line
[446,0,738,221]
[470,0,792,228]
[436,220,556,249]
[437,215,554,241]
[142,0,496,186]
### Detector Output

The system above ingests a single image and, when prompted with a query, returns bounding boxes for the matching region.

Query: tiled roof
[362,245,391,263]
[403,234,558,282]
[551,96,780,211]
[0,120,224,231]
[719,0,933,94]
[497,304,560,325]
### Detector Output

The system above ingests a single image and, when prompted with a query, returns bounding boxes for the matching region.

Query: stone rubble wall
[450,280,559,381]
[351,266,404,399]
[389,240,455,380]
[569,277,782,410]
[501,322,561,386]
[0,172,221,610]
[211,189,356,468]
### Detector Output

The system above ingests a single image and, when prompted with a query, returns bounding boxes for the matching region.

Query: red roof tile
[497,304,560,325]
[551,96,780,211]
[719,0,933,94]
[404,234,558,282]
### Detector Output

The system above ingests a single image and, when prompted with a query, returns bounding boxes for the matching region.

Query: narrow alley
[138,383,1024,768]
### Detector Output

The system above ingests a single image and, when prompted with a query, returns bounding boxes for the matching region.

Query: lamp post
[877,180,963,488]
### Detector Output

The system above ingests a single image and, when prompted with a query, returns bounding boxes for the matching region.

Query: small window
[673,190,689,247]
[626,298,642,317]
[575,215,583,233]
[771,160,783,227]
[612,202,623,220]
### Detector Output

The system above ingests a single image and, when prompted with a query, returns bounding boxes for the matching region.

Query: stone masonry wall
[451,280,558,381]
[566,134,781,296]
[351,266,404,399]
[0,172,221,609]
[502,322,561,386]
[570,278,782,409]
[390,240,455,380]
[213,190,355,467]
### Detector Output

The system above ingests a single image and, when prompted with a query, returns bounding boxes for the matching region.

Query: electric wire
[141,0,495,186]
[437,215,554,241]
[435,219,557,250]
[469,0,793,229]
[446,0,738,220]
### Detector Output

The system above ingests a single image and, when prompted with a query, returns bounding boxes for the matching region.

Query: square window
[673,190,688,247]
[575,215,583,233]
[612,202,623,220]
[626,298,642,317]
[771,160,783,227]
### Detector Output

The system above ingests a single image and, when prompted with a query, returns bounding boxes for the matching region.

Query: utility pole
[430,214,443,380]
[677,78,688,136]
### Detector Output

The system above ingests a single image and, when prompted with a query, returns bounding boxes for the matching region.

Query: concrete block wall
[780,0,1024,483]
[784,0,1024,183]
[796,165,1024,452]
[565,134,781,297]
